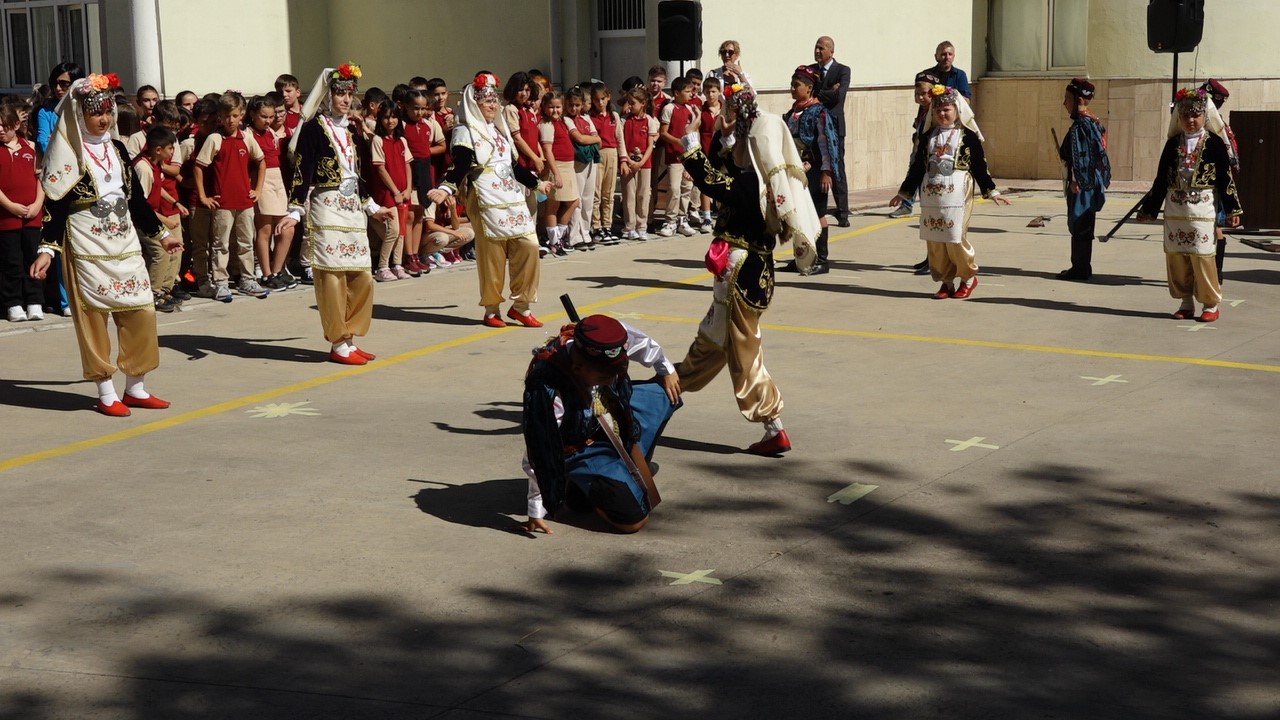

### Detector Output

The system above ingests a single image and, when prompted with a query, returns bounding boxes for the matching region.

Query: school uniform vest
[516,106,542,171]
[664,103,694,156]
[252,127,281,169]
[373,136,408,208]
[623,116,654,169]
[210,131,255,210]
[132,155,165,214]
[590,111,619,149]
[546,120,574,162]
[0,139,40,230]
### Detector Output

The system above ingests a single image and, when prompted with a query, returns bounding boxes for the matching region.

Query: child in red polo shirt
[619,87,658,241]
[427,78,455,182]
[248,94,296,291]
[370,103,412,281]
[657,76,698,237]
[134,126,184,312]
[275,74,302,139]
[539,91,579,256]
[401,89,444,276]
[195,92,268,299]
[0,104,43,322]
[589,83,623,243]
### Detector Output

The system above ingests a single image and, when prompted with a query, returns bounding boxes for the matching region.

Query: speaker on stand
[1147,0,1205,101]
[658,0,701,80]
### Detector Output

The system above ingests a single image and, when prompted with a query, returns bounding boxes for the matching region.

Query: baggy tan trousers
[1166,252,1221,306]
[313,269,373,343]
[676,294,783,424]
[63,253,159,381]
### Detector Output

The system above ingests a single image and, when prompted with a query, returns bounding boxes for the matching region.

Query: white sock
[961,277,975,288]
[97,378,120,405]
[124,374,149,399]
[763,417,784,438]
[1202,305,1217,313]
[331,340,352,357]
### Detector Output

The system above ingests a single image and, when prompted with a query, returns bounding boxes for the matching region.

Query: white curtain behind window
[1052,0,1088,68]
[990,0,1045,72]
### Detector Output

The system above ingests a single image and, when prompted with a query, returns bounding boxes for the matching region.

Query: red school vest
[589,111,619,149]
[403,118,433,159]
[516,105,543,171]
[700,105,719,153]
[132,154,165,214]
[622,116,654,169]
[373,136,408,208]
[663,103,694,157]
[251,126,281,169]
[0,139,40,230]
[209,131,255,210]
[545,120,575,163]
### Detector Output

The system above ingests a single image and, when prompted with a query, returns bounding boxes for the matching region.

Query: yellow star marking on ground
[658,569,722,586]
[245,401,321,418]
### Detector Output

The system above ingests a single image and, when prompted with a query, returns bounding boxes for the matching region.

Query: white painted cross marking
[1080,374,1128,386]
[658,569,722,586]
[1177,324,1217,332]
[945,437,1000,452]
[1223,299,1246,307]
[827,483,879,505]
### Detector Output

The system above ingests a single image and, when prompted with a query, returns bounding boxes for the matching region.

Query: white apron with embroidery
[67,198,153,311]
[306,118,371,271]
[697,247,747,348]
[462,126,534,240]
[918,128,970,245]
[1163,137,1216,255]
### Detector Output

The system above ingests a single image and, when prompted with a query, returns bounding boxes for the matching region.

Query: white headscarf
[288,67,347,156]
[923,89,983,142]
[41,77,119,201]
[742,112,822,273]
[1167,92,1227,140]
[454,72,515,168]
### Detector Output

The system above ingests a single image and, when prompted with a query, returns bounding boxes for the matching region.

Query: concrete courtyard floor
[1,191,1278,719]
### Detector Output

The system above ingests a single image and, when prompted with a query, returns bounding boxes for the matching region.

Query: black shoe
[912,258,931,276]
[170,287,192,302]
[806,262,830,275]
[778,260,799,273]
[836,217,850,227]
[300,267,315,285]
[154,294,177,313]
[1056,268,1091,282]
[277,269,300,289]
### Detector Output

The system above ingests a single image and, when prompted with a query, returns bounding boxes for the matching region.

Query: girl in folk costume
[276,63,395,365]
[674,81,821,456]
[29,73,182,416]
[783,65,841,275]
[426,72,553,329]
[890,85,1009,299]
[1137,87,1242,323]
[1057,78,1111,282]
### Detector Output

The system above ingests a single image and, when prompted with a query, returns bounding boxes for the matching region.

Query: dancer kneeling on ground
[674,80,820,456]
[30,73,182,416]
[1137,87,1241,323]
[427,72,553,329]
[522,314,682,534]
[890,84,1008,300]
[277,62,394,365]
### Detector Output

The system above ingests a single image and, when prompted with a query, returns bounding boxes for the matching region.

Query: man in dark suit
[812,36,851,228]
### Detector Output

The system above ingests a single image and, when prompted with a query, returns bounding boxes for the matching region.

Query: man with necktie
[811,36,851,229]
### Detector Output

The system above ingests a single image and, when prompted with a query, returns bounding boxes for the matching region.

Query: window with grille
[597,0,644,32]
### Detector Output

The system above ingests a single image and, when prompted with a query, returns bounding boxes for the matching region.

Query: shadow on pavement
[159,335,327,363]
[969,296,1172,319]
[0,378,92,412]
[372,304,480,327]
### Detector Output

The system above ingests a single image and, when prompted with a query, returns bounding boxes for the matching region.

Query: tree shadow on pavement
[3,460,1277,719]
[159,335,327,363]
[430,402,523,437]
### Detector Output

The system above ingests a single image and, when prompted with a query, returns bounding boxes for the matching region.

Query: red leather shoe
[1198,308,1220,322]
[748,429,791,456]
[329,350,367,365]
[96,400,131,417]
[506,307,544,327]
[952,277,978,299]
[482,314,507,328]
[933,283,953,299]
[123,393,171,410]
[353,347,376,361]
[1171,308,1194,320]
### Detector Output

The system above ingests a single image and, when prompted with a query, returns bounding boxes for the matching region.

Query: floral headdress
[930,84,959,106]
[329,62,361,93]
[75,73,120,114]
[1173,86,1207,115]
[473,72,501,101]
[724,81,759,137]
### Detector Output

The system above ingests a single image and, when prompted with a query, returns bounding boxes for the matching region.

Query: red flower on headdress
[105,73,121,89]
[473,72,500,89]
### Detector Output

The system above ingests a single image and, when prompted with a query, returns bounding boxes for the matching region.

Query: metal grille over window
[597,0,644,31]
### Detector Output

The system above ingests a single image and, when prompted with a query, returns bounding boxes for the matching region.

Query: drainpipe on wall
[549,0,563,87]
[130,0,163,94]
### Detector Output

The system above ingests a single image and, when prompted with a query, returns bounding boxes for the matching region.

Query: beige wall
[976,77,1280,184]
[699,0,977,89]
[154,0,293,96]
[1089,2,1280,79]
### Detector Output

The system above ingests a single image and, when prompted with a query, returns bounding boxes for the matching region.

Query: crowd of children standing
[0,61,724,323]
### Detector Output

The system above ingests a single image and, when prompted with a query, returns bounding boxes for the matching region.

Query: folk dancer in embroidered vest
[428,72,553,328]
[781,64,841,275]
[1138,87,1242,323]
[277,63,394,365]
[674,81,821,456]
[1200,79,1240,284]
[30,73,181,416]
[890,85,1009,300]
[1057,78,1111,282]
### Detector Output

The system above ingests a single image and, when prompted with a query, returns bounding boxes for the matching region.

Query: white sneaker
[657,224,676,237]
[214,283,234,303]
[25,304,43,321]
[237,278,270,298]
[6,305,27,322]
[677,221,697,237]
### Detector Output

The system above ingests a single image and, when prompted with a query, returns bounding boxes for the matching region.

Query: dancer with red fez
[673,78,820,456]
[276,62,394,365]
[1199,79,1240,284]
[1057,77,1111,281]
[30,73,181,416]
[890,84,1008,300]
[427,72,553,328]
[1137,86,1242,323]
[522,314,681,534]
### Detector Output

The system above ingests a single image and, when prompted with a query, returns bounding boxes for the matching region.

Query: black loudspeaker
[658,1,701,61]
[1147,0,1205,53]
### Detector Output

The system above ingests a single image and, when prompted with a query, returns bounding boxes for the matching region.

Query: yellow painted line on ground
[616,313,1280,374]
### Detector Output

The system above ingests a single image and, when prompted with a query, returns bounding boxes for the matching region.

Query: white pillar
[129,0,162,93]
